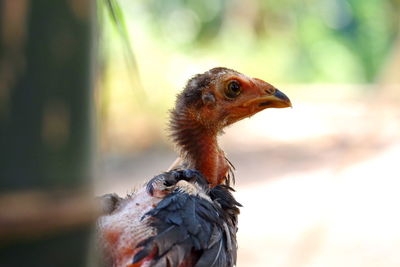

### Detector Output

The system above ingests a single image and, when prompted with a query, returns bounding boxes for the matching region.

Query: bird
[97,67,292,267]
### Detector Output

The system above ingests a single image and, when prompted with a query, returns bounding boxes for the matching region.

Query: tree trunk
[0,0,95,266]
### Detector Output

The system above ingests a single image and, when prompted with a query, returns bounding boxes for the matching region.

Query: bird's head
[170,67,292,186]
[173,67,292,132]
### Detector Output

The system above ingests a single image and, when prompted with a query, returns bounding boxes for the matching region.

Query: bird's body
[98,67,291,267]
[98,170,240,267]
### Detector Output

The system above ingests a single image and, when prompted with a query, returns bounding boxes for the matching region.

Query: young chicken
[98,67,292,267]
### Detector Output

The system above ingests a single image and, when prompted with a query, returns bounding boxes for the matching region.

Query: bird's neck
[170,108,229,187]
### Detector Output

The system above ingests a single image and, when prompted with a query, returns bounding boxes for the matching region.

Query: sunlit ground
[95,84,400,267]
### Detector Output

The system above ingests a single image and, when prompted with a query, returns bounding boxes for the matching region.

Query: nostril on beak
[264,88,275,95]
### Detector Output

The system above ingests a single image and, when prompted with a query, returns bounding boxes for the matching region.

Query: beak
[244,88,292,109]
[260,89,292,108]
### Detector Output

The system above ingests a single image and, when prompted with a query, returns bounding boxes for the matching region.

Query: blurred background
[1,0,400,266]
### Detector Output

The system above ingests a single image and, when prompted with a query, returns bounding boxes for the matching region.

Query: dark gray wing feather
[133,170,240,267]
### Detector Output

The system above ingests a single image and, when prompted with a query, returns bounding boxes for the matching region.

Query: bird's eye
[225,80,241,99]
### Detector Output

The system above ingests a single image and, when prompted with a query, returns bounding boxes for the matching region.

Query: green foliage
[109,0,399,83]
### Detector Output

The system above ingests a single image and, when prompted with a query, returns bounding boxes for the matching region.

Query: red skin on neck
[187,131,229,187]
[171,106,230,187]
